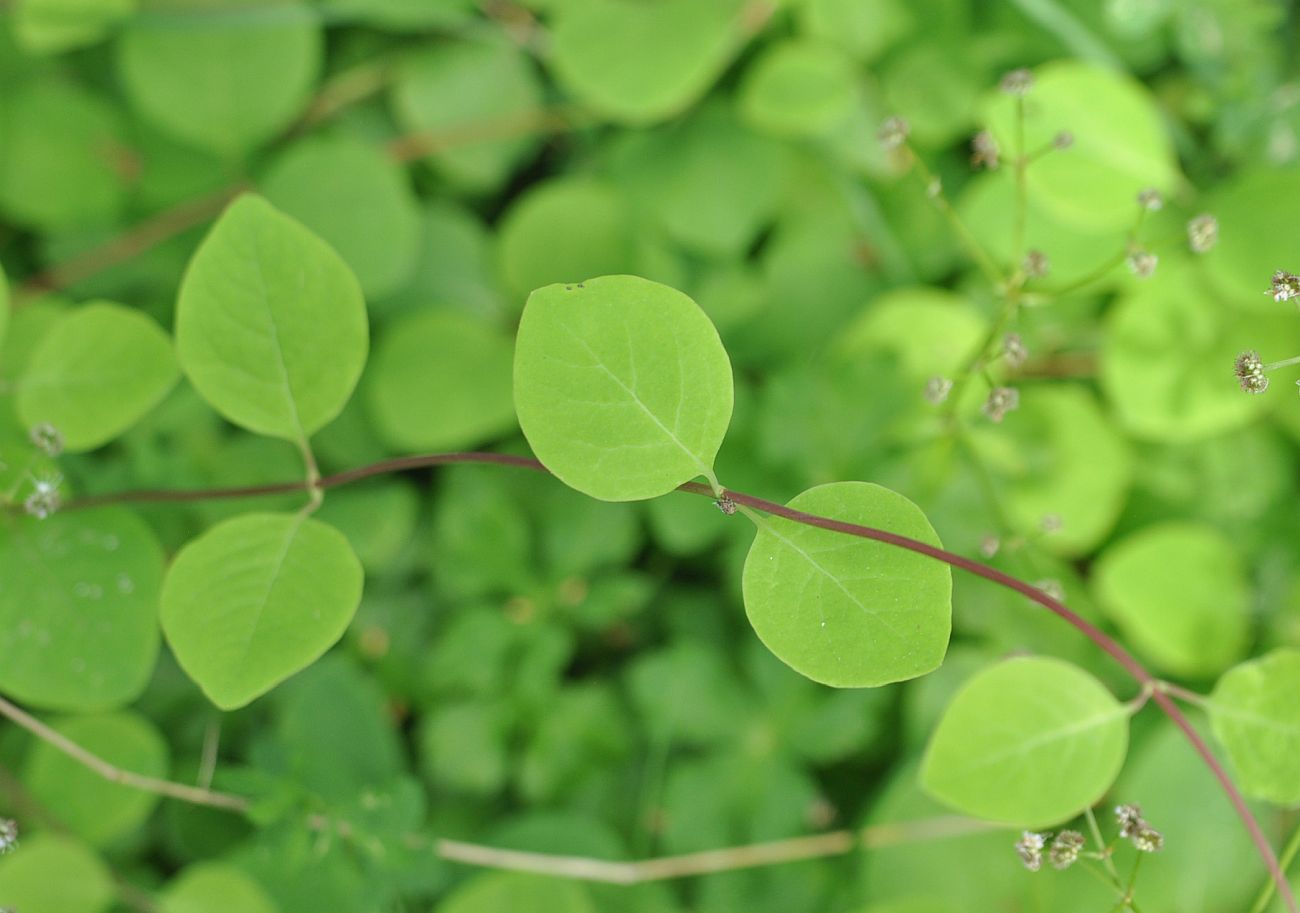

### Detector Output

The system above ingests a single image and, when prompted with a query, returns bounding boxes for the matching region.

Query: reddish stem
[63,452,1296,911]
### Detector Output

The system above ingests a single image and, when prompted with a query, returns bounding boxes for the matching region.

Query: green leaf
[13,0,134,54]
[418,698,512,796]
[968,384,1132,556]
[513,275,733,501]
[389,37,543,192]
[0,834,114,913]
[366,309,515,452]
[0,262,9,350]
[1102,265,1279,441]
[1201,165,1300,312]
[980,61,1179,231]
[496,178,636,303]
[739,40,860,138]
[741,481,951,688]
[175,194,368,441]
[549,0,749,124]
[115,1,321,157]
[1209,648,1300,804]
[920,656,1129,827]
[1092,522,1249,678]
[160,863,278,913]
[23,711,169,846]
[160,512,364,710]
[0,80,127,230]
[435,871,595,913]
[261,134,420,299]
[17,302,179,451]
[0,508,163,711]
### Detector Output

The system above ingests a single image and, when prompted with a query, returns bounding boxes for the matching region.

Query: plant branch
[48,450,1297,910]
[0,694,250,813]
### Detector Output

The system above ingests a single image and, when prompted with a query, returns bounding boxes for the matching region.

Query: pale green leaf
[980,61,1179,231]
[513,275,733,501]
[14,0,134,54]
[496,178,635,303]
[1101,266,1278,441]
[17,302,179,451]
[1092,522,1249,678]
[160,863,278,913]
[0,81,127,230]
[1209,648,1300,804]
[1201,166,1300,312]
[175,194,368,441]
[24,711,169,846]
[921,656,1129,827]
[549,0,749,124]
[0,508,163,711]
[435,871,595,913]
[115,1,321,157]
[261,134,420,299]
[366,309,515,452]
[0,834,114,913]
[739,40,860,138]
[741,481,951,688]
[160,512,364,710]
[389,38,542,192]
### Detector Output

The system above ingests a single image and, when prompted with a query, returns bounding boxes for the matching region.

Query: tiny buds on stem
[1137,188,1164,211]
[1048,830,1085,870]
[0,818,16,854]
[979,534,1000,558]
[1187,214,1218,253]
[1051,130,1074,150]
[971,130,1000,170]
[878,116,910,150]
[1126,250,1158,279]
[1040,513,1063,533]
[714,497,738,516]
[1003,333,1028,368]
[1000,68,1035,96]
[1115,803,1164,852]
[1270,269,1300,303]
[28,422,63,457]
[1022,249,1050,279]
[1234,351,1269,394]
[23,473,62,520]
[1034,579,1065,602]
[982,386,1020,422]
[1015,830,1047,871]
[924,376,953,404]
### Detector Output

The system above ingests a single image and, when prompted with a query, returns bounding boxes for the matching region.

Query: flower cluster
[1234,351,1269,394]
[1015,829,1085,871]
[1271,270,1300,303]
[28,422,63,458]
[1115,804,1164,853]
[0,818,16,854]
[982,386,1020,422]
[23,473,62,520]
[878,116,910,151]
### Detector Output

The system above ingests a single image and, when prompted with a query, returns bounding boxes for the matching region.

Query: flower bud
[878,116,910,150]
[982,386,1020,422]
[1049,830,1085,869]
[1126,250,1158,279]
[1015,830,1046,871]
[1234,351,1268,394]
[1187,214,1218,253]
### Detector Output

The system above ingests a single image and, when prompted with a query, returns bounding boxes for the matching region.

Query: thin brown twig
[0,694,250,813]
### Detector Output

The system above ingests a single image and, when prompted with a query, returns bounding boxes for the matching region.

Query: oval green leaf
[17,302,179,452]
[921,656,1129,827]
[366,308,515,452]
[24,711,169,846]
[1092,522,1249,678]
[549,0,749,124]
[436,871,595,913]
[261,134,420,299]
[160,512,364,710]
[160,863,278,913]
[175,194,368,441]
[115,1,321,157]
[0,508,163,711]
[513,275,733,501]
[1209,648,1300,804]
[741,481,952,688]
[0,834,114,913]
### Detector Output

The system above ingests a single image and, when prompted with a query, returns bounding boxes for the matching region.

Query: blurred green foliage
[1,1,1300,912]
